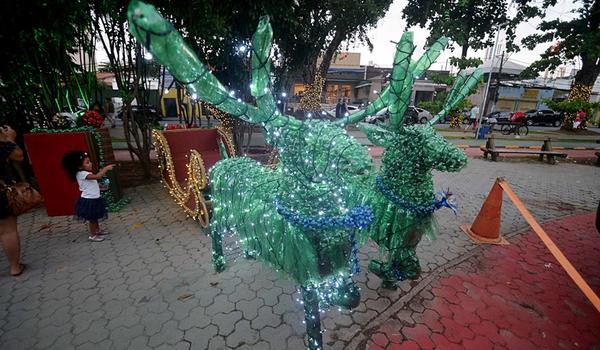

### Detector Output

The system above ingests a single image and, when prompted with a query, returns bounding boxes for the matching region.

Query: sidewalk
[1,150,599,349]
[348,126,600,150]
[363,212,600,350]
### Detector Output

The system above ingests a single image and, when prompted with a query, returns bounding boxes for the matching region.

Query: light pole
[475,26,502,139]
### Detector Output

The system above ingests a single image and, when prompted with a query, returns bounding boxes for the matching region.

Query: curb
[457,145,600,150]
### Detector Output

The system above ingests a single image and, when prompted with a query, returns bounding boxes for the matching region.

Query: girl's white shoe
[88,235,105,242]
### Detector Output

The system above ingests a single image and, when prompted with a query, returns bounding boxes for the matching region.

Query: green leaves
[521,0,599,97]
[403,0,544,57]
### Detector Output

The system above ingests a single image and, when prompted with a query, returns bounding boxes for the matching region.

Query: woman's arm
[0,125,17,143]
[8,145,24,162]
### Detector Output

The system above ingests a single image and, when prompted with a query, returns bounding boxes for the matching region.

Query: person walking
[335,99,343,119]
[0,125,26,276]
[340,98,349,118]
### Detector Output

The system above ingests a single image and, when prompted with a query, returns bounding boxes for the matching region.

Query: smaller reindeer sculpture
[351,33,483,288]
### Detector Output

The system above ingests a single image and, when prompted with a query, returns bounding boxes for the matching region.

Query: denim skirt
[75,197,108,221]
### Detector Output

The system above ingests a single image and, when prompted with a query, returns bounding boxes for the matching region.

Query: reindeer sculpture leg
[210,228,226,272]
[301,286,323,350]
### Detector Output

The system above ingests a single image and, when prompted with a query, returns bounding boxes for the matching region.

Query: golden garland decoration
[152,128,236,228]
[215,126,237,157]
[206,103,236,130]
[266,148,279,169]
[565,83,593,129]
[300,73,325,113]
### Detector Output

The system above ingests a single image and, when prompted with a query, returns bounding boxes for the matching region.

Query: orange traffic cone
[460,178,509,245]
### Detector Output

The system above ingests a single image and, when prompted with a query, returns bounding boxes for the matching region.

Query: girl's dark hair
[62,151,88,181]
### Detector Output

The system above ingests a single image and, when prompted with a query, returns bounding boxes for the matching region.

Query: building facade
[287,52,449,111]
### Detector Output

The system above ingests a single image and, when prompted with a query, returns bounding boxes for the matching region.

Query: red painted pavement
[366,212,600,349]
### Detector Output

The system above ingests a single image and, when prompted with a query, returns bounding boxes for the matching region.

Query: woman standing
[0,125,26,276]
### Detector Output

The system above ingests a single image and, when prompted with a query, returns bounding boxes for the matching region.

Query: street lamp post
[475,27,502,139]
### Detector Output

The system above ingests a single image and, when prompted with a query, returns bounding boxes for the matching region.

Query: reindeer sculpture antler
[332,33,449,127]
[128,1,299,130]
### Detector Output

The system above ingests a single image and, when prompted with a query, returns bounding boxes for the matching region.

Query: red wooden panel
[162,129,222,183]
[24,132,92,216]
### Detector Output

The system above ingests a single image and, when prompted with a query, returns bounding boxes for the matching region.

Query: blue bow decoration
[434,189,458,215]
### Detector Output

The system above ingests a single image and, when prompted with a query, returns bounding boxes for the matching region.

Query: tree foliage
[150,0,392,90]
[0,0,97,129]
[520,0,600,96]
[402,0,546,58]
[449,57,483,70]
[278,0,394,85]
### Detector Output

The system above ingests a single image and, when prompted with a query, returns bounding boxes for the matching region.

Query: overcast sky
[97,0,579,75]
[349,0,579,72]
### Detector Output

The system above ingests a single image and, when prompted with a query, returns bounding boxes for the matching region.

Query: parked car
[365,107,389,124]
[403,106,433,124]
[524,109,562,127]
[118,105,163,124]
[326,105,361,118]
[365,106,432,125]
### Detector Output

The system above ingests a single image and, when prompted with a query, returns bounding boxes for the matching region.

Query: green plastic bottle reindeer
[128,3,375,349]
[343,33,483,289]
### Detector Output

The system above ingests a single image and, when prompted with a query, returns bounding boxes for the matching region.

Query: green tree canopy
[151,0,392,89]
[0,0,96,129]
[402,0,546,58]
[520,0,599,101]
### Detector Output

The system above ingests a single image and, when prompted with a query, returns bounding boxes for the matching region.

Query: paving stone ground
[363,212,600,350]
[0,158,599,350]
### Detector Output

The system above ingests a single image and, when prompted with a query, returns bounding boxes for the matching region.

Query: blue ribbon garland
[434,191,458,215]
[375,176,435,216]
[273,198,374,230]
[376,176,458,217]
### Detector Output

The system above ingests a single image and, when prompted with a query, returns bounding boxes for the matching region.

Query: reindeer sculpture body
[128,3,375,349]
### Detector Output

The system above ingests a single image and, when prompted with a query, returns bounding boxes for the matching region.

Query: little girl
[62,151,115,242]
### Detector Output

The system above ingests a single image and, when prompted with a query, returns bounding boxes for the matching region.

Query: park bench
[480,134,567,164]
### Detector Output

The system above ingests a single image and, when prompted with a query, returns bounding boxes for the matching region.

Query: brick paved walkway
[363,213,600,350]
[1,159,599,349]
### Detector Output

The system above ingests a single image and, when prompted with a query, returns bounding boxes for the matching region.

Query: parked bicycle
[499,122,529,136]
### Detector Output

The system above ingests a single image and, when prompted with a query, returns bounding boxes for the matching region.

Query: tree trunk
[562,53,600,130]
[316,28,345,82]
[570,54,600,102]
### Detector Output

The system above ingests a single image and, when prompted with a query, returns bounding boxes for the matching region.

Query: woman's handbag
[1,181,43,216]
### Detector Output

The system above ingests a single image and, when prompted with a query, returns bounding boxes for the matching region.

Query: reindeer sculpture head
[128,1,373,216]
